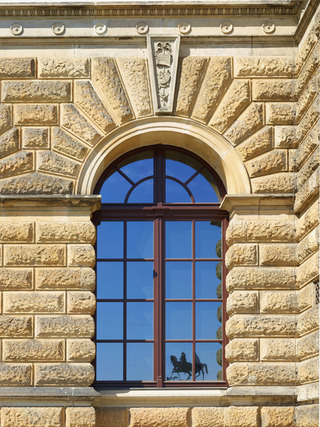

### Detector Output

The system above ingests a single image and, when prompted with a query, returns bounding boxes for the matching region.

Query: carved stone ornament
[262,21,276,34]
[94,23,107,35]
[147,36,180,114]
[178,22,191,35]
[220,22,233,34]
[52,23,65,36]
[136,22,149,35]
[10,23,23,36]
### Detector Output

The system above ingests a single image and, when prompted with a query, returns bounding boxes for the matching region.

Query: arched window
[93,145,228,387]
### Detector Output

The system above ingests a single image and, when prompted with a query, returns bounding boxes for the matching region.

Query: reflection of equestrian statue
[169,352,208,380]
[195,353,208,380]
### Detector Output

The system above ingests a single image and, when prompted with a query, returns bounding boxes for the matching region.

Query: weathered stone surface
[0,128,19,159]
[234,57,294,77]
[22,127,49,149]
[295,404,319,427]
[225,244,257,269]
[37,150,80,178]
[68,244,95,267]
[298,283,313,312]
[225,339,259,362]
[260,244,297,266]
[210,80,250,133]
[3,291,65,313]
[192,407,224,427]
[296,97,319,144]
[0,316,32,337]
[36,267,95,290]
[225,407,259,427]
[298,357,319,383]
[2,80,71,102]
[4,244,65,266]
[0,222,33,243]
[227,291,258,315]
[227,363,296,385]
[252,173,296,194]
[0,105,12,136]
[296,44,320,96]
[297,227,319,263]
[294,129,318,171]
[67,291,95,314]
[92,57,133,124]
[260,338,296,361]
[246,150,287,178]
[38,58,90,78]
[295,31,318,73]
[296,199,319,241]
[297,331,319,360]
[37,222,95,244]
[226,315,296,338]
[0,151,34,179]
[74,81,115,132]
[67,339,95,361]
[14,104,58,125]
[294,167,319,213]
[224,103,264,146]
[35,315,94,338]
[297,306,319,337]
[1,407,63,427]
[260,291,298,314]
[0,58,36,78]
[261,406,294,427]
[96,408,128,427]
[129,407,190,427]
[253,79,295,101]
[236,127,273,161]
[0,363,32,385]
[266,103,296,125]
[66,407,95,427]
[117,58,152,117]
[274,126,296,148]
[296,76,318,122]
[3,339,64,361]
[297,149,319,188]
[0,268,32,290]
[51,127,89,161]
[35,363,94,386]
[61,104,102,146]
[192,57,232,123]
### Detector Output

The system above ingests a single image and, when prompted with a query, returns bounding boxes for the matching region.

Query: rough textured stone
[192,407,224,427]
[129,407,190,427]
[0,316,32,337]
[35,315,94,338]
[0,105,12,136]
[294,167,319,213]
[68,244,95,267]
[227,291,258,315]
[253,79,295,102]
[274,126,296,148]
[294,129,318,170]
[0,268,32,290]
[298,283,314,312]
[296,76,318,122]
[4,244,65,266]
[37,151,80,178]
[117,58,152,117]
[295,31,318,73]
[37,222,95,244]
[51,127,89,161]
[35,363,94,386]
[38,58,90,78]
[266,103,296,125]
[297,331,319,360]
[298,357,319,383]
[260,338,296,361]
[36,267,95,290]
[296,97,319,144]
[192,57,232,123]
[1,407,63,427]
[14,104,58,125]
[234,57,294,77]
[0,363,32,385]
[225,407,259,427]
[96,408,128,427]
[66,407,95,427]
[0,127,19,159]
[252,173,296,194]
[296,199,319,241]
[227,363,296,385]
[3,291,65,313]
[0,58,36,78]
[3,339,64,361]
[297,149,319,188]
[260,291,298,314]
[74,81,115,132]
[260,244,297,266]
[297,306,319,337]
[225,244,257,268]
[296,44,320,96]
[67,339,95,361]
[92,57,133,124]
[0,151,34,179]
[0,172,73,195]
[226,315,296,338]
[236,126,273,161]
[2,80,71,102]
[261,406,294,427]
[0,222,33,243]
[22,127,49,149]
[225,339,259,362]
[297,227,319,263]
[295,404,319,427]
[67,291,95,314]
[210,80,250,133]
[246,150,287,178]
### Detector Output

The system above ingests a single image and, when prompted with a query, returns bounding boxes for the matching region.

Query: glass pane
[165,152,199,182]
[97,221,123,259]
[127,302,153,339]
[166,261,192,299]
[100,171,131,203]
[127,262,154,299]
[195,262,221,299]
[195,221,221,258]
[127,179,154,204]
[96,343,123,381]
[120,157,153,183]
[166,178,191,203]
[127,221,153,259]
[195,343,223,381]
[188,172,219,203]
[196,302,221,339]
[166,302,192,339]
[127,343,153,381]
[97,261,123,299]
[166,343,192,381]
[165,221,192,259]
[96,302,123,340]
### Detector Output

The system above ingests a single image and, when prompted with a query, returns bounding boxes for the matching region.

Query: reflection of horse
[195,353,208,380]
[170,352,192,380]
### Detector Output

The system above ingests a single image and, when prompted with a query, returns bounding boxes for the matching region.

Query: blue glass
[166,178,191,203]
[96,302,123,340]
[196,302,221,339]
[165,261,192,299]
[127,262,154,299]
[127,302,153,339]
[127,343,153,381]
[127,221,153,259]
[97,221,123,259]
[96,343,123,381]
[127,179,154,203]
[195,221,221,258]
[120,157,153,183]
[165,221,192,259]
[166,342,193,381]
[195,342,223,381]
[166,302,192,339]
[195,262,220,299]
[97,261,123,299]
[166,158,196,183]
[188,172,219,203]
[100,171,131,203]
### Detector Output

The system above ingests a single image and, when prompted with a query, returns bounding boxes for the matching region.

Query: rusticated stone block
[37,151,80,178]
[4,244,65,266]
[260,291,298,314]
[296,77,318,122]
[117,58,152,117]
[0,363,32,385]
[297,331,319,360]
[225,339,259,362]
[1,407,63,427]
[252,79,295,101]
[51,127,89,161]
[0,105,12,136]
[297,227,319,263]
[129,407,190,427]
[296,44,320,96]
[68,244,95,267]
[0,316,32,337]
[296,97,319,144]
[260,244,297,266]
[67,339,95,361]
[261,406,294,427]
[14,104,58,125]
[0,222,33,243]
[35,315,94,338]
[266,103,296,125]
[295,404,319,427]
[252,173,296,194]
[192,407,224,427]
[2,80,71,103]
[210,80,250,133]
[297,306,319,337]
[236,127,273,161]
[0,268,32,290]
[296,199,319,241]
[234,57,294,77]
[260,338,296,361]
[227,291,258,315]
[226,315,296,338]
[294,129,318,171]
[3,291,65,313]
[0,58,35,78]
[297,149,319,188]
[0,151,34,179]
[298,283,313,312]
[37,222,95,244]
[246,150,287,178]
[67,291,95,314]
[0,172,73,195]
[66,407,95,427]
[39,57,90,78]
[192,57,232,123]
[225,244,257,269]
[35,363,94,386]
[0,128,19,159]
[22,127,49,149]
[227,362,296,386]
[295,31,318,73]
[36,267,95,290]
[96,408,128,427]
[61,104,101,146]
[274,126,296,149]
[296,252,319,288]
[294,168,319,213]
[298,357,319,383]
[3,339,64,362]
[74,81,115,132]
[225,407,259,427]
